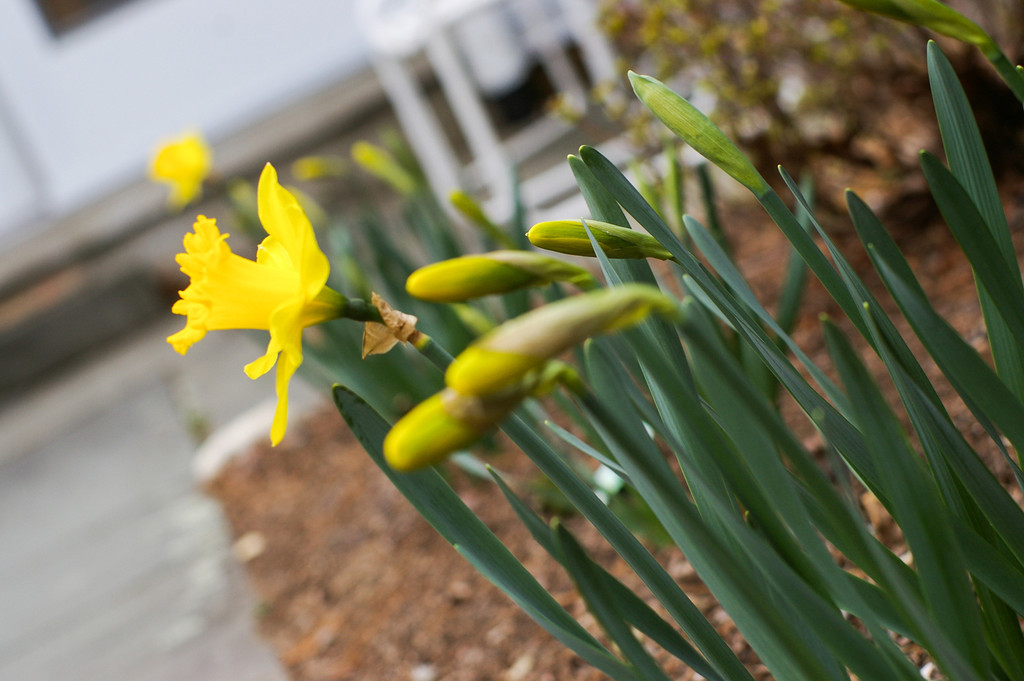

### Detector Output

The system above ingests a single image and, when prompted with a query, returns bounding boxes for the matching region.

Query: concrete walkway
[0,317,322,681]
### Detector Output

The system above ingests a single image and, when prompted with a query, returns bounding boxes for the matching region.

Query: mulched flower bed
[206,168,1024,681]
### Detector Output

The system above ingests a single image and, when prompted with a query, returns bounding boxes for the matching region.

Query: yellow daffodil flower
[167,163,345,445]
[149,131,213,208]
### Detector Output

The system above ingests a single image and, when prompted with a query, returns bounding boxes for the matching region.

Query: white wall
[0,0,370,237]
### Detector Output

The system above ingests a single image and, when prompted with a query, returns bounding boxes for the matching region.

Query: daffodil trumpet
[445,284,679,397]
[168,163,353,445]
[406,250,597,302]
[527,220,674,261]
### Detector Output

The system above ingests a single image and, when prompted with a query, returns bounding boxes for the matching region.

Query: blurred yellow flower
[149,131,212,208]
[167,163,344,444]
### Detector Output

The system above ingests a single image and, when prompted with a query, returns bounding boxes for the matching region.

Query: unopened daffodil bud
[384,361,578,471]
[384,388,517,471]
[149,130,212,208]
[528,220,673,260]
[449,190,515,248]
[446,284,678,396]
[835,0,991,48]
[628,72,769,197]
[291,155,348,181]
[351,141,420,196]
[406,250,596,302]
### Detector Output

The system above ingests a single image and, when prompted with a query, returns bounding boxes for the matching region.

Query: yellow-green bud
[449,190,516,248]
[384,391,483,471]
[291,155,348,181]
[528,220,673,260]
[406,250,596,302]
[351,141,420,196]
[628,72,769,197]
[384,385,528,471]
[836,0,991,48]
[446,284,678,396]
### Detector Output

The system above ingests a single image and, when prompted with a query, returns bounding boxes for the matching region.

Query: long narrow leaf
[487,466,726,681]
[920,152,1024,345]
[866,245,1024,483]
[845,189,1023,488]
[498,412,757,681]
[929,40,1024,405]
[824,322,988,681]
[582,343,912,681]
[579,146,891,498]
[555,523,674,681]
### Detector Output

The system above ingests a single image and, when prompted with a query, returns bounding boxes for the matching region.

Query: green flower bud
[385,390,485,471]
[528,220,673,260]
[406,250,596,302]
[351,141,420,196]
[446,284,678,396]
[291,155,348,181]
[628,72,769,197]
[836,0,991,48]
[448,189,515,248]
[385,363,573,471]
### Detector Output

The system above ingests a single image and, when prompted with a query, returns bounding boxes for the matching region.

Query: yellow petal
[256,163,329,300]
[270,351,300,445]
[244,336,281,379]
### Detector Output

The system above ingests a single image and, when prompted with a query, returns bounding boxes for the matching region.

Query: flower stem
[342,297,384,323]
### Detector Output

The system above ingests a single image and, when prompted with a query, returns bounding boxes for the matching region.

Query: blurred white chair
[356,0,619,221]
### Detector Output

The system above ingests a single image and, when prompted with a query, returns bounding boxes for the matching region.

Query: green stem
[984,47,1024,104]
[413,334,454,370]
[342,297,384,323]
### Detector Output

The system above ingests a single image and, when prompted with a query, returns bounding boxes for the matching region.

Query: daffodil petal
[256,235,294,270]
[270,350,300,445]
[244,338,280,378]
[267,303,305,364]
[257,163,330,300]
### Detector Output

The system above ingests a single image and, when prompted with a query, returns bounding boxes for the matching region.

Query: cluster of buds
[384,280,678,471]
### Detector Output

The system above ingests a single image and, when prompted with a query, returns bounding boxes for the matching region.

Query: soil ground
[206,163,1024,680]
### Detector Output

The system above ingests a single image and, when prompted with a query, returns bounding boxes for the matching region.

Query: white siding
[0,0,370,234]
